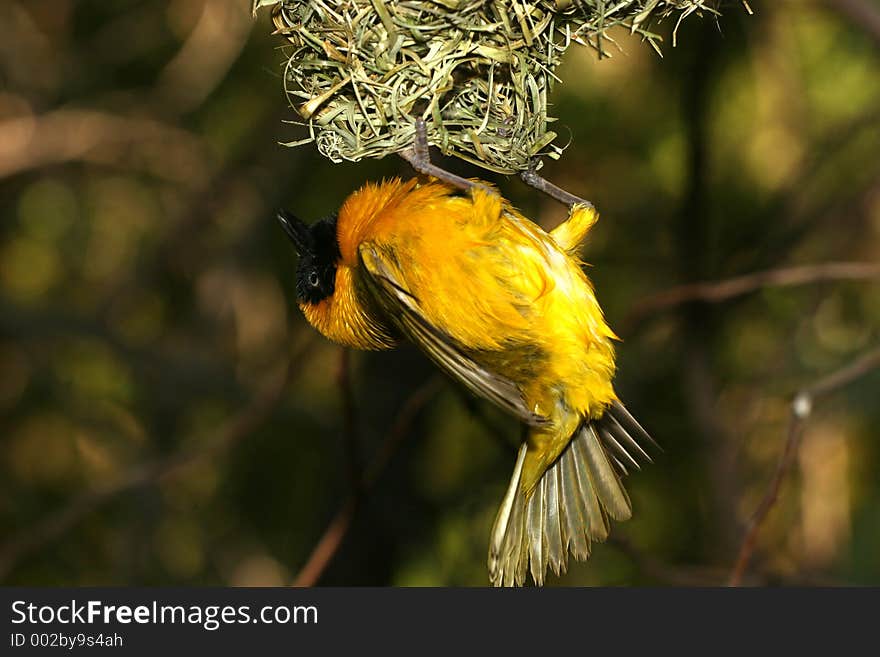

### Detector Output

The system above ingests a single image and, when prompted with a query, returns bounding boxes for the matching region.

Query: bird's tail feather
[488,400,654,586]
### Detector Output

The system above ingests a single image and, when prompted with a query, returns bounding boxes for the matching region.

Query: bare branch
[292,377,443,587]
[728,414,805,586]
[624,261,880,331]
[289,498,358,589]
[0,108,210,182]
[728,345,880,585]
[805,347,880,399]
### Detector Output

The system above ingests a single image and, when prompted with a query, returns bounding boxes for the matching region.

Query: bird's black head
[277,210,341,305]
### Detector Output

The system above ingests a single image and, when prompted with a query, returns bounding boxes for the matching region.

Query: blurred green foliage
[0,0,878,586]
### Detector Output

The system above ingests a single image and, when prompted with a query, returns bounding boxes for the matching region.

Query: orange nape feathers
[299,264,397,351]
[285,176,654,586]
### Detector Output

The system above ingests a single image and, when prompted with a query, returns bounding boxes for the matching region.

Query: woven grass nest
[254,0,739,174]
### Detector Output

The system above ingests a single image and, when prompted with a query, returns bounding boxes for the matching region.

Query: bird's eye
[308,271,320,287]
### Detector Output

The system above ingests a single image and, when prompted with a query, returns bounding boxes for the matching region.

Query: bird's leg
[520,158,595,210]
[400,118,495,195]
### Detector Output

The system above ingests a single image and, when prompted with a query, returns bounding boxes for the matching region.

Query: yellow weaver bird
[279,177,655,586]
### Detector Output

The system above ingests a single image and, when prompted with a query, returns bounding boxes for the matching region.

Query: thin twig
[728,345,880,586]
[287,349,363,590]
[292,377,443,587]
[0,334,315,581]
[624,261,880,331]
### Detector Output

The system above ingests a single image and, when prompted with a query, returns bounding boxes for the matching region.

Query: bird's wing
[359,241,547,427]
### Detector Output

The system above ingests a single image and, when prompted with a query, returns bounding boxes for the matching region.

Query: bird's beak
[277,210,312,255]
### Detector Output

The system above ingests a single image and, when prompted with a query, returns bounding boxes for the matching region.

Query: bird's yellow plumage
[280,177,654,586]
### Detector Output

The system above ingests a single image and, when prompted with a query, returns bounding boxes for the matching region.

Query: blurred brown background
[1,0,878,586]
